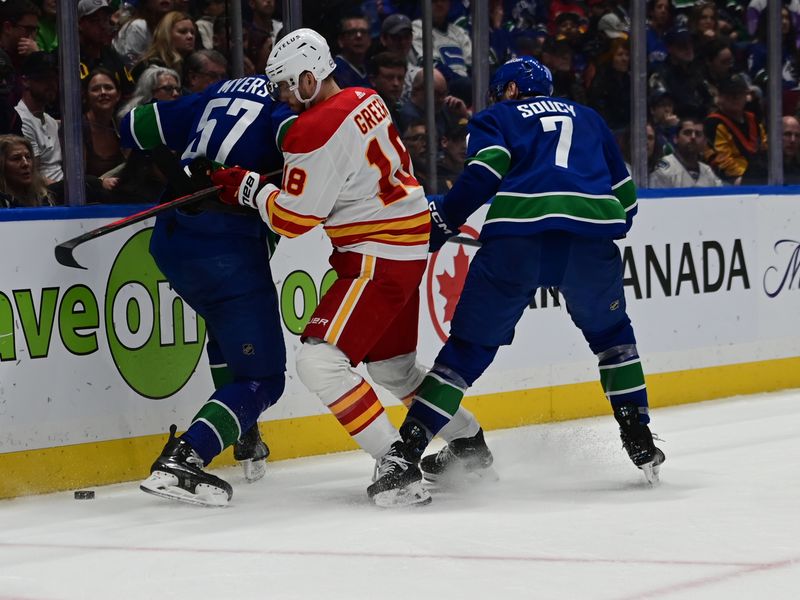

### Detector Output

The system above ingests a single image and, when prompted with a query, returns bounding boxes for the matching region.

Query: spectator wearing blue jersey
[646,0,672,68]
[120,75,295,505]
[372,56,665,497]
[746,6,798,91]
[333,14,371,89]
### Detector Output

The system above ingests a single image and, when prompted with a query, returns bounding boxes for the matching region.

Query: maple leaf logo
[436,246,470,322]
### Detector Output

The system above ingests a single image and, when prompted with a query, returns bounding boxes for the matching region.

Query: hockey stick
[448,235,482,247]
[54,186,221,270]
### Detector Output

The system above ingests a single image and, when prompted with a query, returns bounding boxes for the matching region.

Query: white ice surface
[0,391,798,600]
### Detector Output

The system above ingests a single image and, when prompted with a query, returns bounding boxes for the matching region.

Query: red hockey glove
[211,166,266,210]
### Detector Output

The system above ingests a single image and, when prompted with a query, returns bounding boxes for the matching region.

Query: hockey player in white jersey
[211,28,488,507]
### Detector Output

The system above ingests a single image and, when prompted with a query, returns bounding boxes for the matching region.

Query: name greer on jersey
[262,88,430,261]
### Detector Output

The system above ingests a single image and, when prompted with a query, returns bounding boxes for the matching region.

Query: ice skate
[613,404,666,485]
[233,424,270,483]
[140,425,233,507]
[368,442,431,508]
[420,428,498,485]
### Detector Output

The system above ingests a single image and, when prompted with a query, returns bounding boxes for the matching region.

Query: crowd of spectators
[2,0,800,207]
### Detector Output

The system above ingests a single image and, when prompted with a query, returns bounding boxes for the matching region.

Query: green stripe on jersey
[613,179,637,211]
[276,115,297,150]
[486,192,626,225]
[131,104,163,150]
[466,146,511,178]
[191,400,241,448]
[416,373,465,417]
[600,360,645,394]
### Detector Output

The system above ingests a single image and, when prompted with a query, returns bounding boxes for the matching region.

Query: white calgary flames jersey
[264,88,430,260]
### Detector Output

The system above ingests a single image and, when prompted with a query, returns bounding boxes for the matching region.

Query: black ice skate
[613,404,666,485]
[140,424,233,507]
[420,428,498,484]
[233,424,270,483]
[367,423,431,508]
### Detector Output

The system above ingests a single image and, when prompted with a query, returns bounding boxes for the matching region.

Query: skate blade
[372,481,432,508]
[641,463,660,485]
[240,458,266,483]
[640,448,665,486]
[423,464,500,487]
[140,471,230,507]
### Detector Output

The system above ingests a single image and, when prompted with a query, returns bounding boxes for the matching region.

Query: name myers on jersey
[354,96,389,134]
[516,99,576,118]
[217,76,272,98]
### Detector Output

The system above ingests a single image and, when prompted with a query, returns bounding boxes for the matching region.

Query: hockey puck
[74,490,95,500]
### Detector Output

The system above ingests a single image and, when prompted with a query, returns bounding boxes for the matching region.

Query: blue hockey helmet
[489,56,553,103]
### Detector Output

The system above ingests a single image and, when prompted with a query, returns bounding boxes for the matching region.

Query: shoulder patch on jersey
[656,159,669,170]
[129,103,166,150]
[283,88,378,154]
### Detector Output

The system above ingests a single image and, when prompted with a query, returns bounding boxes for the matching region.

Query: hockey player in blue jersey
[370,56,665,499]
[119,75,296,506]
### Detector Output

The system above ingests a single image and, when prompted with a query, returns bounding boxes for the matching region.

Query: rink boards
[1,188,799,498]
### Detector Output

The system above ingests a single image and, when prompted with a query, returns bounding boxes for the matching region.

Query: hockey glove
[211,166,271,210]
[428,194,458,253]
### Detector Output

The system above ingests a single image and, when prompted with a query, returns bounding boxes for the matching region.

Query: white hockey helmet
[265,28,336,105]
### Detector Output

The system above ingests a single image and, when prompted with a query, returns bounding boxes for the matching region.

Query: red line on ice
[0,541,789,570]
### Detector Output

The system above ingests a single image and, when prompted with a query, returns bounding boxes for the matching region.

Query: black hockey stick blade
[54,186,221,270]
[448,235,482,248]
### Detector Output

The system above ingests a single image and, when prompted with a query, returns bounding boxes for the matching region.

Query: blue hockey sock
[182,374,284,465]
[435,336,499,387]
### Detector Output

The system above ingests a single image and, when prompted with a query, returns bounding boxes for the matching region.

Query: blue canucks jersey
[442,96,637,240]
[120,75,296,174]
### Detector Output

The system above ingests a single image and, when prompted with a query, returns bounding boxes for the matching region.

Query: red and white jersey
[264,88,430,260]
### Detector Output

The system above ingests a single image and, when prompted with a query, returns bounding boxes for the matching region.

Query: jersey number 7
[541,115,574,168]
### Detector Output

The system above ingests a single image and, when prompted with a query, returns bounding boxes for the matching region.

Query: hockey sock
[406,365,468,439]
[438,404,480,443]
[182,374,285,465]
[435,336,499,387]
[328,379,399,460]
[597,344,650,424]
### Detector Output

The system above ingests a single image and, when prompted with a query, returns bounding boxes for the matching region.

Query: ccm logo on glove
[429,200,453,235]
